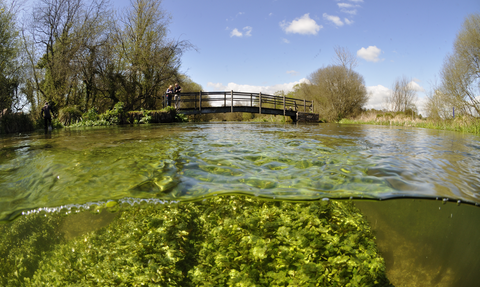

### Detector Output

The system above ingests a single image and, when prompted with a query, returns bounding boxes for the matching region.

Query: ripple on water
[1,122,480,220]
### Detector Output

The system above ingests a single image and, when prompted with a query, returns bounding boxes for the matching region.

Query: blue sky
[79,1,480,114]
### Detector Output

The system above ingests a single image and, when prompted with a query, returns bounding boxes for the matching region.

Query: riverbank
[0,105,185,135]
[339,112,480,135]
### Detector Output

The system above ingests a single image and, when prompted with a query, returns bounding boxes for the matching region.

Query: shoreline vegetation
[3,106,480,136]
[339,110,480,135]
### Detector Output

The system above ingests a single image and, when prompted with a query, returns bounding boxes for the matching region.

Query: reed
[340,112,480,135]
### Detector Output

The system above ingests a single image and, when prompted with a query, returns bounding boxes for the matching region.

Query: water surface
[1,122,480,220]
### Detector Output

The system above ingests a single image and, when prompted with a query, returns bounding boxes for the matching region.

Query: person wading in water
[41,102,52,132]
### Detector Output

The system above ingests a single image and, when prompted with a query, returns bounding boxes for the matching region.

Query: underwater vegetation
[0,196,392,286]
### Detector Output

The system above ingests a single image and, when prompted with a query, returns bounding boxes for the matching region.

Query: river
[1,122,479,286]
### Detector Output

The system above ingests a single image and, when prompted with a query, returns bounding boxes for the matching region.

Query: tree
[386,76,418,113]
[438,13,480,116]
[0,0,21,114]
[301,47,368,122]
[113,0,193,110]
[25,0,111,112]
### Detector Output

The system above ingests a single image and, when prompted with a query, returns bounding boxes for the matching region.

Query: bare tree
[333,46,358,71]
[113,0,193,110]
[305,65,368,121]
[300,47,368,121]
[438,14,480,117]
[386,76,417,113]
[23,0,110,111]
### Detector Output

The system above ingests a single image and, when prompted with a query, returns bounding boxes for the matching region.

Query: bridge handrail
[171,91,314,113]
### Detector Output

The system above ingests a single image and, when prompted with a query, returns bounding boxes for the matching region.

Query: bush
[82,108,99,122]
[100,102,125,124]
[0,113,35,134]
[58,107,83,126]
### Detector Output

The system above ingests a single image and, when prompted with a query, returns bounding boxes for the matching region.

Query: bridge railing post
[199,91,202,112]
[250,94,253,107]
[283,95,285,117]
[224,92,226,107]
[259,92,262,114]
[231,90,233,113]
[304,99,306,112]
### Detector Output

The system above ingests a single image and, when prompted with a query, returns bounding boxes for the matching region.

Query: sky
[40,0,480,115]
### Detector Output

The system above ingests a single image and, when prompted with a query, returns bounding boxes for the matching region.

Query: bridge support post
[231,90,233,113]
[259,92,262,114]
[199,91,202,112]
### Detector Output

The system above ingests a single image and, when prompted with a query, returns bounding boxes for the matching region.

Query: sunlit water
[1,122,480,286]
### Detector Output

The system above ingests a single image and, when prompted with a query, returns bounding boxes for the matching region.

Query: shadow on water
[355,199,480,287]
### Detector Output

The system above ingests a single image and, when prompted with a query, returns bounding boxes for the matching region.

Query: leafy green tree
[0,0,21,114]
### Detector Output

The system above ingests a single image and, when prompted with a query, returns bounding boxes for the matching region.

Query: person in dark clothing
[166,85,174,107]
[174,83,182,109]
[41,102,52,132]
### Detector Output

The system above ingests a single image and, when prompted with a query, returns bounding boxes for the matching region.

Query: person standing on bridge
[174,83,182,109]
[166,85,174,107]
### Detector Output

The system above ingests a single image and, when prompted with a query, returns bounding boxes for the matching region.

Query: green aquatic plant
[0,212,64,286]
[189,197,390,286]
[5,197,391,286]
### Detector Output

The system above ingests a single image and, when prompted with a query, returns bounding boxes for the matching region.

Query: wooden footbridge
[169,91,319,122]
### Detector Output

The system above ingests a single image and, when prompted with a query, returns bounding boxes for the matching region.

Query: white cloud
[230,26,252,37]
[286,70,299,76]
[344,18,353,25]
[365,85,391,110]
[357,46,383,62]
[341,9,357,15]
[206,79,309,95]
[243,26,252,37]
[408,80,425,92]
[282,38,290,44]
[365,84,428,115]
[230,28,242,37]
[323,13,344,27]
[338,2,359,14]
[338,3,354,8]
[280,13,322,35]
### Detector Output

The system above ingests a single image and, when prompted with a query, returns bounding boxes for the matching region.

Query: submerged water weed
[0,213,64,286]
[11,197,392,286]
